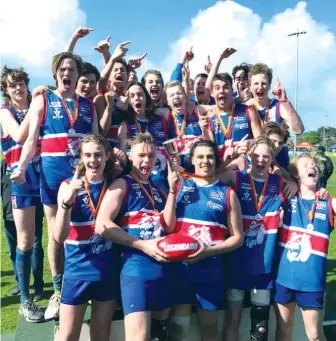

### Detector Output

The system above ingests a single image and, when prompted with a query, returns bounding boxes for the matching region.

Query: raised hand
[94,36,111,53]
[73,26,94,39]
[116,96,129,111]
[219,47,237,60]
[32,85,49,99]
[168,170,180,194]
[272,78,287,102]
[243,88,253,102]
[69,166,84,197]
[204,55,213,74]
[111,41,131,61]
[183,47,194,64]
[235,134,249,155]
[198,112,209,132]
[128,52,147,69]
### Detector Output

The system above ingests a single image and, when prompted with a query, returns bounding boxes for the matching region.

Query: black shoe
[11,286,20,296]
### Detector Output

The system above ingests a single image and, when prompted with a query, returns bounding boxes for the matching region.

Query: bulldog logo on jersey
[66,138,81,169]
[245,221,265,248]
[286,232,312,263]
[188,225,212,246]
[138,213,162,240]
[90,233,112,255]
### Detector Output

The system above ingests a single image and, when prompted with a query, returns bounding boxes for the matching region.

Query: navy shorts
[40,187,58,205]
[11,195,41,209]
[174,276,225,311]
[120,274,172,316]
[229,273,274,291]
[61,276,117,305]
[274,282,325,309]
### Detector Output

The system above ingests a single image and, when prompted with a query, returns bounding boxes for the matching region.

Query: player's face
[129,143,157,180]
[211,79,233,110]
[166,85,186,114]
[76,73,97,99]
[268,133,283,154]
[110,62,127,89]
[128,70,137,83]
[250,143,273,177]
[234,69,248,95]
[56,58,79,93]
[81,142,108,179]
[144,74,162,103]
[5,76,28,104]
[250,73,270,103]
[296,157,319,188]
[194,76,209,103]
[128,85,146,115]
[191,146,216,177]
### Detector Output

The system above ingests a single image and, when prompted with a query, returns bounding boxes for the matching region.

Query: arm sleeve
[170,63,183,82]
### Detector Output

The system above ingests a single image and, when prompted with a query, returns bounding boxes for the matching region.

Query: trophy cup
[163,139,183,171]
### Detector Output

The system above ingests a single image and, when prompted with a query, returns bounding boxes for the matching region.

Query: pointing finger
[241,134,249,142]
[140,52,147,60]
[208,55,211,63]
[120,40,131,47]
[106,36,111,42]
[276,77,281,87]
[73,166,80,180]
[88,28,94,32]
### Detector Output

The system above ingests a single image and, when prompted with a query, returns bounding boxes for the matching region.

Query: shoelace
[27,300,39,313]
[49,294,61,307]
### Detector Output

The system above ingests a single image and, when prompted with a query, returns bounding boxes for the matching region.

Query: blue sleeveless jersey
[126,115,169,189]
[175,177,230,279]
[228,170,284,276]
[167,110,203,171]
[276,195,334,291]
[209,104,253,159]
[64,177,114,281]
[40,92,94,189]
[115,175,170,279]
[0,105,40,196]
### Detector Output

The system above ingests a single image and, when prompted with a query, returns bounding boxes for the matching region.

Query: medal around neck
[68,128,75,134]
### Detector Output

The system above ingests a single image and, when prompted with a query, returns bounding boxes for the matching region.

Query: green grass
[1,153,336,333]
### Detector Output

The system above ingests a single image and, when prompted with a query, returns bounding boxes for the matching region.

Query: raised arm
[170,47,194,82]
[94,36,112,66]
[118,121,128,153]
[205,47,237,91]
[217,170,237,189]
[65,26,93,53]
[10,95,44,184]
[0,108,30,144]
[272,78,304,135]
[163,169,179,233]
[245,99,261,138]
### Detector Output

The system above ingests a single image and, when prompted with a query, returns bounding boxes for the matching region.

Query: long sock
[16,248,32,304]
[52,274,63,294]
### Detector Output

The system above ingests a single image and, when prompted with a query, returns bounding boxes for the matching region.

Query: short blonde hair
[248,136,277,159]
[249,63,273,85]
[164,80,185,95]
[127,132,157,149]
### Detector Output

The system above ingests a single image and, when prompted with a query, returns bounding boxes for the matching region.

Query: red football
[157,233,201,262]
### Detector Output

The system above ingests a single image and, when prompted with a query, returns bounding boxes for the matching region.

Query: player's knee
[151,318,168,341]
[250,304,270,341]
[305,326,321,341]
[168,316,191,341]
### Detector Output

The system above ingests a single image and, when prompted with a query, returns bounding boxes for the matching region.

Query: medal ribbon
[134,118,149,134]
[247,170,269,213]
[171,110,187,139]
[84,176,107,221]
[215,105,234,138]
[12,104,26,122]
[257,102,270,126]
[60,93,78,129]
[298,191,317,224]
[179,171,216,182]
[130,172,159,215]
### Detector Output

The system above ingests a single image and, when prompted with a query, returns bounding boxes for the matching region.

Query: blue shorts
[120,274,172,316]
[11,195,41,209]
[274,282,325,309]
[173,276,225,311]
[61,276,117,305]
[40,187,58,205]
[229,273,274,291]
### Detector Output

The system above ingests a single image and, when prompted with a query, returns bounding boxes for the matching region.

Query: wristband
[61,201,72,210]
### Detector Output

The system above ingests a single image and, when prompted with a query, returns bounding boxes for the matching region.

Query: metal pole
[288,30,307,153]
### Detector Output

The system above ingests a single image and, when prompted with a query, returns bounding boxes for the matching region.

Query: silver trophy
[163,139,183,171]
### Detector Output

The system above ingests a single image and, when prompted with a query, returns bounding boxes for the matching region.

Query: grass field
[1,153,336,334]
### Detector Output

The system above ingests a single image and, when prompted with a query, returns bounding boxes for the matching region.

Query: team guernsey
[115,174,169,279]
[64,177,114,281]
[228,170,284,281]
[126,115,169,188]
[209,103,253,159]
[276,195,334,292]
[106,96,124,149]
[175,177,230,278]
[0,105,40,196]
[39,91,94,190]
[167,110,203,171]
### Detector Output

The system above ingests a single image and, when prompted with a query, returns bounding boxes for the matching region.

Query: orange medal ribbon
[257,101,270,126]
[179,171,216,182]
[83,176,107,223]
[171,110,187,139]
[134,118,149,134]
[215,105,234,138]
[247,170,269,215]
[298,191,317,224]
[60,93,78,130]
[130,172,159,215]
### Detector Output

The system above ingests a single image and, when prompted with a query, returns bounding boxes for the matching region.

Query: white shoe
[44,293,61,320]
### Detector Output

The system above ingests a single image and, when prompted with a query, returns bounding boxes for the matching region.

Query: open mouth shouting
[307,169,318,181]
[88,164,100,173]
[173,100,183,111]
[150,86,161,100]
[256,91,265,100]
[217,94,227,106]
[63,78,72,90]
[139,165,151,175]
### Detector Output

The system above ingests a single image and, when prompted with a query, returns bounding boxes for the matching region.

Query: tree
[298,131,321,145]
